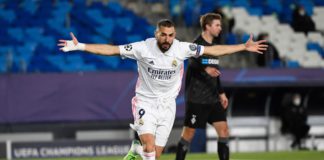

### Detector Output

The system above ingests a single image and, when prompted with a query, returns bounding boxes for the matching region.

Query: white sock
[134,141,143,156]
[130,140,143,156]
[142,151,155,160]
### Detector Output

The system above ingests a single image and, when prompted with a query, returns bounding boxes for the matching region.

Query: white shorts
[131,96,176,147]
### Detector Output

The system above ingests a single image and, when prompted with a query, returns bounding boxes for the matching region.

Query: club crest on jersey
[124,44,132,51]
[139,119,144,125]
[172,59,177,67]
[189,44,197,51]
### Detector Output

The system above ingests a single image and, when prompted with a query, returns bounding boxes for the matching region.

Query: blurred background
[0,0,324,159]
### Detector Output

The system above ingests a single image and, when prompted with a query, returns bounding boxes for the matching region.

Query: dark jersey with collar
[185,35,224,104]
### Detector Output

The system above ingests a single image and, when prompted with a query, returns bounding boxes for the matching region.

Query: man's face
[155,26,176,52]
[206,19,222,37]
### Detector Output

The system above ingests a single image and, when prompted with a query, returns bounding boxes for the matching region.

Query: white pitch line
[231,159,262,160]
[193,159,258,160]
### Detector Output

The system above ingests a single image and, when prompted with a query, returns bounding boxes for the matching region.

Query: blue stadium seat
[216,0,232,7]
[298,0,314,15]
[127,35,143,43]
[169,0,181,18]
[200,4,215,15]
[145,26,155,38]
[282,0,296,6]
[28,55,61,72]
[279,5,293,23]
[66,55,84,64]
[314,0,324,6]
[307,42,324,58]
[55,1,72,10]
[4,0,19,10]
[145,0,163,3]
[39,36,56,50]
[73,0,86,5]
[7,28,24,42]
[233,0,250,8]
[70,8,101,28]
[95,18,115,39]
[22,0,38,15]
[25,27,44,42]
[271,60,283,68]
[99,56,121,69]
[131,17,152,37]
[286,60,300,68]
[106,2,124,16]
[119,59,137,71]
[0,46,12,55]
[265,0,283,14]
[307,42,322,51]
[47,18,65,35]
[81,64,97,71]
[200,0,216,14]
[241,33,251,43]
[46,55,67,70]
[0,56,7,73]
[35,45,51,56]
[116,17,134,33]
[250,0,264,7]
[183,3,199,27]
[225,33,237,44]
[82,54,114,71]
[86,9,105,24]
[247,7,263,16]
[91,36,109,44]
[89,1,106,10]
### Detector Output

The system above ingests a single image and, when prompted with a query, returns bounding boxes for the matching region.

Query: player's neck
[201,32,214,44]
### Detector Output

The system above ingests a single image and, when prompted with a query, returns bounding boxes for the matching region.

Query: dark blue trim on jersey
[196,45,201,57]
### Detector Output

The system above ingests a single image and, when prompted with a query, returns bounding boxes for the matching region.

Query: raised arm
[57,32,120,56]
[203,34,268,56]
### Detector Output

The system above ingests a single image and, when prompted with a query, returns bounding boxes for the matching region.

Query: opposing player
[58,19,267,160]
[176,13,230,160]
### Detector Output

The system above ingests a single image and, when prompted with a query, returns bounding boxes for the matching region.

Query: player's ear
[154,30,159,39]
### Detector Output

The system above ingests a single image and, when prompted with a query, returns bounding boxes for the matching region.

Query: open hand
[245,34,268,54]
[205,66,221,78]
[219,93,228,109]
[57,32,84,52]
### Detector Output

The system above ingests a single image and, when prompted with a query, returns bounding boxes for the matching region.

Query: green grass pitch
[5,151,323,160]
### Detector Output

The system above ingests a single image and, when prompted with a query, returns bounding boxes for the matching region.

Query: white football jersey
[119,38,204,98]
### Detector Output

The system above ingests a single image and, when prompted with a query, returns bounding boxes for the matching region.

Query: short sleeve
[178,42,204,60]
[119,41,145,60]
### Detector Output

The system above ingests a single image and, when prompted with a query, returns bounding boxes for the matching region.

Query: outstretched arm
[57,32,120,56]
[203,34,268,56]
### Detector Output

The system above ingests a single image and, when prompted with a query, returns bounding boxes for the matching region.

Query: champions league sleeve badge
[124,44,133,51]
[172,59,178,67]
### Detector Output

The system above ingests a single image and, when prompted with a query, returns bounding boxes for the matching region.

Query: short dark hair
[200,13,222,31]
[156,19,175,29]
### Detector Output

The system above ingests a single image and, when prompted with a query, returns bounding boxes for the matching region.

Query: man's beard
[158,42,172,53]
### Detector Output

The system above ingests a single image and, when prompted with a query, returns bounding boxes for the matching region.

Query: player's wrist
[243,43,247,50]
[77,43,85,51]
[62,41,85,52]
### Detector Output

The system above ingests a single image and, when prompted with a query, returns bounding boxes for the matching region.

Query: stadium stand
[0,0,156,73]
[0,0,324,73]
